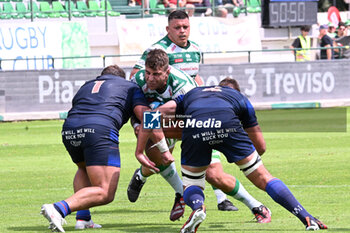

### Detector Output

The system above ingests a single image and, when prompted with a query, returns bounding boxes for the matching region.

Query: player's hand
[134,125,140,137]
[161,151,175,165]
[135,152,160,173]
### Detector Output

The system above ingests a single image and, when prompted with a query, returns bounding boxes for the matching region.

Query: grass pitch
[0,108,350,233]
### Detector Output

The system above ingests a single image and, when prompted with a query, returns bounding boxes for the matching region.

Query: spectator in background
[327,22,336,38]
[162,0,187,13]
[345,20,350,36]
[333,22,346,59]
[129,0,150,14]
[335,34,350,59]
[319,24,334,60]
[186,0,212,16]
[215,0,242,17]
[290,25,311,61]
[335,22,346,39]
[334,21,350,59]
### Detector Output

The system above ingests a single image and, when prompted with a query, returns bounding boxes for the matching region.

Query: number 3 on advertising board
[244,69,256,97]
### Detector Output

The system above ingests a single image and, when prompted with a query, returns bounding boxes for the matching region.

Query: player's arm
[156,96,185,139]
[163,126,182,139]
[134,119,159,172]
[240,96,266,155]
[156,100,182,139]
[130,71,148,135]
[130,115,141,136]
[156,100,177,117]
[132,90,175,168]
[245,125,266,155]
[133,105,174,170]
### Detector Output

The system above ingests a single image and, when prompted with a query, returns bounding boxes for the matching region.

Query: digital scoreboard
[261,0,318,27]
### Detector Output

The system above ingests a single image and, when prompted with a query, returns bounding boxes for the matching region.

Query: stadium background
[1,8,350,120]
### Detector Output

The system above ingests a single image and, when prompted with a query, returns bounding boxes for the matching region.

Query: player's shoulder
[152,36,172,50]
[169,66,194,83]
[168,67,197,93]
[169,65,186,76]
[140,44,167,60]
[104,75,142,91]
[188,40,200,51]
[199,85,244,99]
[133,69,147,86]
[96,74,127,85]
[220,85,244,97]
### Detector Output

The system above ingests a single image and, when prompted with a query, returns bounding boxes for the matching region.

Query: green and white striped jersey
[132,66,197,103]
[134,35,201,79]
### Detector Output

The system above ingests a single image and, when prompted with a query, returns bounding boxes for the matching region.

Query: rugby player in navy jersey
[40,65,172,232]
[136,77,327,232]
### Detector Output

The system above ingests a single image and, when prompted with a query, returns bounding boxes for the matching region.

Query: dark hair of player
[168,10,189,23]
[219,77,241,92]
[145,49,169,71]
[101,65,126,78]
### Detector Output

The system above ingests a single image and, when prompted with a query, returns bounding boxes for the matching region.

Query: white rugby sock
[160,162,183,195]
[230,180,262,210]
[137,168,147,182]
[214,189,227,204]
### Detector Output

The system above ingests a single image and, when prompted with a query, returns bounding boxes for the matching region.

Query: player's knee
[238,151,263,176]
[96,188,115,205]
[259,173,275,190]
[181,167,206,190]
[205,167,222,186]
[105,192,116,204]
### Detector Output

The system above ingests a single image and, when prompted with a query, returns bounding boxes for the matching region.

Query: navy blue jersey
[175,85,258,166]
[175,85,257,129]
[66,74,148,130]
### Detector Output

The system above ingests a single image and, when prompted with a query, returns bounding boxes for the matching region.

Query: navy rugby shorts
[180,122,255,167]
[62,124,120,167]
